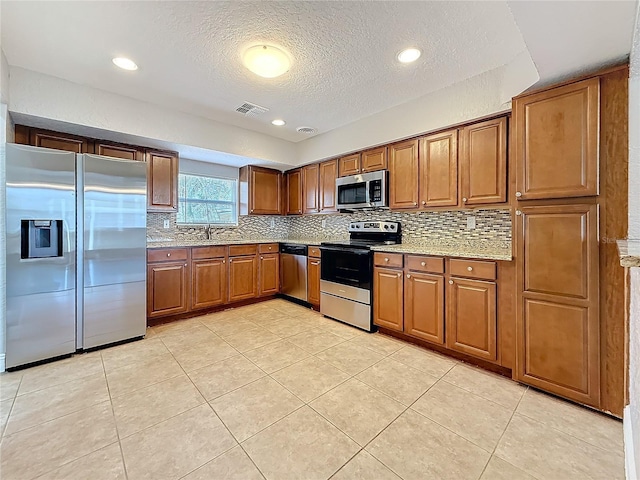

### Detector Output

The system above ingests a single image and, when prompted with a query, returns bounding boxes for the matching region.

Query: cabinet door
[460,117,507,205]
[373,267,404,331]
[339,153,361,177]
[361,146,387,173]
[147,150,179,212]
[404,273,444,345]
[388,139,419,209]
[95,141,144,161]
[319,159,338,213]
[514,78,599,200]
[251,167,282,215]
[228,255,258,302]
[147,262,188,318]
[447,278,497,361]
[516,203,600,407]
[307,257,321,306]
[419,130,458,207]
[303,163,320,214]
[286,169,303,215]
[191,257,227,310]
[259,253,280,296]
[30,128,93,153]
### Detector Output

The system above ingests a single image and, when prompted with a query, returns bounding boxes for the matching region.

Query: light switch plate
[270,218,275,227]
[466,216,476,229]
[163,219,170,229]
[321,219,327,228]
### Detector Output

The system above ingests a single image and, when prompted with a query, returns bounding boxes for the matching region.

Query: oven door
[320,246,372,290]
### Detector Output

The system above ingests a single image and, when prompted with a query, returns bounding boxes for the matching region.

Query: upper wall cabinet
[514,78,600,200]
[460,116,508,205]
[339,153,361,177]
[239,166,283,215]
[147,149,179,212]
[285,169,303,215]
[16,126,94,154]
[361,146,388,173]
[303,163,320,214]
[419,129,458,208]
[95,141,145,161]
[388,139,419,209]
[319,159,338,213]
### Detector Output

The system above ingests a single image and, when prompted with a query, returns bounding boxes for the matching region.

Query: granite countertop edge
[146,238,324,248]
[617,240,640,268]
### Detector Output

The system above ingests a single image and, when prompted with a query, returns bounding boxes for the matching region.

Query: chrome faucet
[204,224,211,239]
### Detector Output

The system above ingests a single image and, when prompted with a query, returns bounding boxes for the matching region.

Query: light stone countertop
[370,241,513,261]
[146,238,327,249]
[617,240,640,267]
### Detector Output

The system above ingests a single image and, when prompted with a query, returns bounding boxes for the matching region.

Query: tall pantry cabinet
[513,66,628,415]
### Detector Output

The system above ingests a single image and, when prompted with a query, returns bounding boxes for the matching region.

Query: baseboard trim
[0,354,5,372]
[625,405,638,480]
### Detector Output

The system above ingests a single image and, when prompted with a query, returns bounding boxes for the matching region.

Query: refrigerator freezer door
[6,144,77,368]
[80,154,147,349]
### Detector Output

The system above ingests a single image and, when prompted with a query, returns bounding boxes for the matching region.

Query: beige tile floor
[0,299,624,480]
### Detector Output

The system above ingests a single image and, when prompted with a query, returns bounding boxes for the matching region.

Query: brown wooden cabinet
[147,248,189,318]
[27,127,93,153]
[259,253,280,296]
[419,129,458,207]
[303,163,320,214]
[339,153,361,177]
[514,78,600,200]
[373,267,404,331]
[147,149,179,212]
[285,169,303,215]
[460,117,507,205]
[191,246,227,310]
[515,203,600,407]
[361,146,387,173]
[319,159,338,213]
[404,272,445,345]
[447,277,497,361]
[388,139,419,209]
[95,141,144,161]
[307,257,321,306]
[240,166,282,215]
[228,255,258,302]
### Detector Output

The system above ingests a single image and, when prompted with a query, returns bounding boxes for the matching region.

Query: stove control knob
[389,225,395,230]
[384,225,389,230]
[356,224,360,228]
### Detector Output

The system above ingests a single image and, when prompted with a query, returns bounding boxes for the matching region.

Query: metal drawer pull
[515,192,522,197]
[406,274,411,279]
[384,257,389,262]
[516,210,522,216]
[260,256,264,259]
[467,266,473,272]
[310,261,319,266]
[462,197,468,203]
[421,261,426,266]
[449,280,454,284]
[268,246,272,250]
[167,253,171,257]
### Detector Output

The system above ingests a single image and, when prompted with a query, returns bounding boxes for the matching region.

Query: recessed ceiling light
[397,48,421,64]
[112,57,138,71]
[243,45,291,78]
[272,119,286,126]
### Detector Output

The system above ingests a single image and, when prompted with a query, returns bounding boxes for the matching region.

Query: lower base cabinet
[373,267,404,331]
[191,257,227,310]
[229,255,258,302]
[147,261,188,318]
[404,272,445,345]
[446,277,497,361]
[259,253,280,296]
[307,257,321,306]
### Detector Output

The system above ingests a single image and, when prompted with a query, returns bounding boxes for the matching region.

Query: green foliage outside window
[177,173,237,225]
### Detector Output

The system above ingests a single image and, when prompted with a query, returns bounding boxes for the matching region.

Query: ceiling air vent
[235,102,269,116]
[296,126,317,134]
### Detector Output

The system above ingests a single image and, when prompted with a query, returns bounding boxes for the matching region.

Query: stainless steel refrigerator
[5,144,147,368]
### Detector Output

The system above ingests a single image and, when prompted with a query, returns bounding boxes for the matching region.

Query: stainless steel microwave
[336,170,388,210]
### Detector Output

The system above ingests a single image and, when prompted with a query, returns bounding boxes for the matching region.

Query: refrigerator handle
[76,154,84,350]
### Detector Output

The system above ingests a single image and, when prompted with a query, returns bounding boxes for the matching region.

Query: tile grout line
[0,375,22,439]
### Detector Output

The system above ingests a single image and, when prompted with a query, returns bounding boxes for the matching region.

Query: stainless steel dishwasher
[280,244,308,302]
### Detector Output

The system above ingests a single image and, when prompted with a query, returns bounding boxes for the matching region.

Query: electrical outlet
[270,218,275,228]
[163,219,170,229]
[466,216,476,230]
[321,219,327,228]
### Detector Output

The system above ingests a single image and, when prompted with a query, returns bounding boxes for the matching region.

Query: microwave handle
[365,181,371,205]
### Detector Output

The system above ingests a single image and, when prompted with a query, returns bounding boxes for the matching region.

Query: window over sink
[177,173,238,225]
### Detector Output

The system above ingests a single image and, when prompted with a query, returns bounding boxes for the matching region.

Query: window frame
[176,172,239,227]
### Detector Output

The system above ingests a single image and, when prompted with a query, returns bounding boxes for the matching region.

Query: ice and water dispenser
[20,220,63,259]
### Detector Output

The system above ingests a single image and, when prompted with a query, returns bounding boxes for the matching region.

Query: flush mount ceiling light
[271,119,286,126]
[243,45,291,78]
[112,57,138,71]
[397,48,421,64]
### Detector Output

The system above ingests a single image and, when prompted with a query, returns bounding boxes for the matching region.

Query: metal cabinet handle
[462,197,468,203]
[413,202,417,206]
[184,263,187,267]
[229,259,233,263]
[421,201,426,206]
[406,274,411,279]
[515,192,522,198]
[260,256,264,260]
[310,261,319,266]
[516,210,522,216]
[421,261,426,267]
[167,253,171,257]
[268,246,272,250]
[467,266,473,272]
[397,273,401,277]
[222,260,225,264]
[449,280,454,285]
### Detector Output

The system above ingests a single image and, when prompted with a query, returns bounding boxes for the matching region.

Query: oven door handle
[319,246,371,255]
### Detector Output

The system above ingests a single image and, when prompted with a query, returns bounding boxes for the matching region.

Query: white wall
[180,158,238,180]
[8,67,299,167]
[627,4,640,479]
[0,103,7,370]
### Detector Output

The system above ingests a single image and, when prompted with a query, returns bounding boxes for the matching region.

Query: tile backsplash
[148,208,512,244]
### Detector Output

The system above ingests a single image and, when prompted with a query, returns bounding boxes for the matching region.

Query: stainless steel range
[319,221,401,332]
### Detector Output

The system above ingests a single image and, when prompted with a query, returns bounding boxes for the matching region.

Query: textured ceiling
[1,1,528,142]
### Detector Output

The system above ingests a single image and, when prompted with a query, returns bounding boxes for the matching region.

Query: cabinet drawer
[450,259,496,280]
[259,243,279,253]
[374,252,403,268]
[405,255,444,274]
[229,244,258,256]
[191,246,226,260]
[147,248,188,263]
[308,247,321,258]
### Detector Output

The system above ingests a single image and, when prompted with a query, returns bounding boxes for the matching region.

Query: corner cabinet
[514,78,600,200]
[239,166,283,215]
[147,149,179,212]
